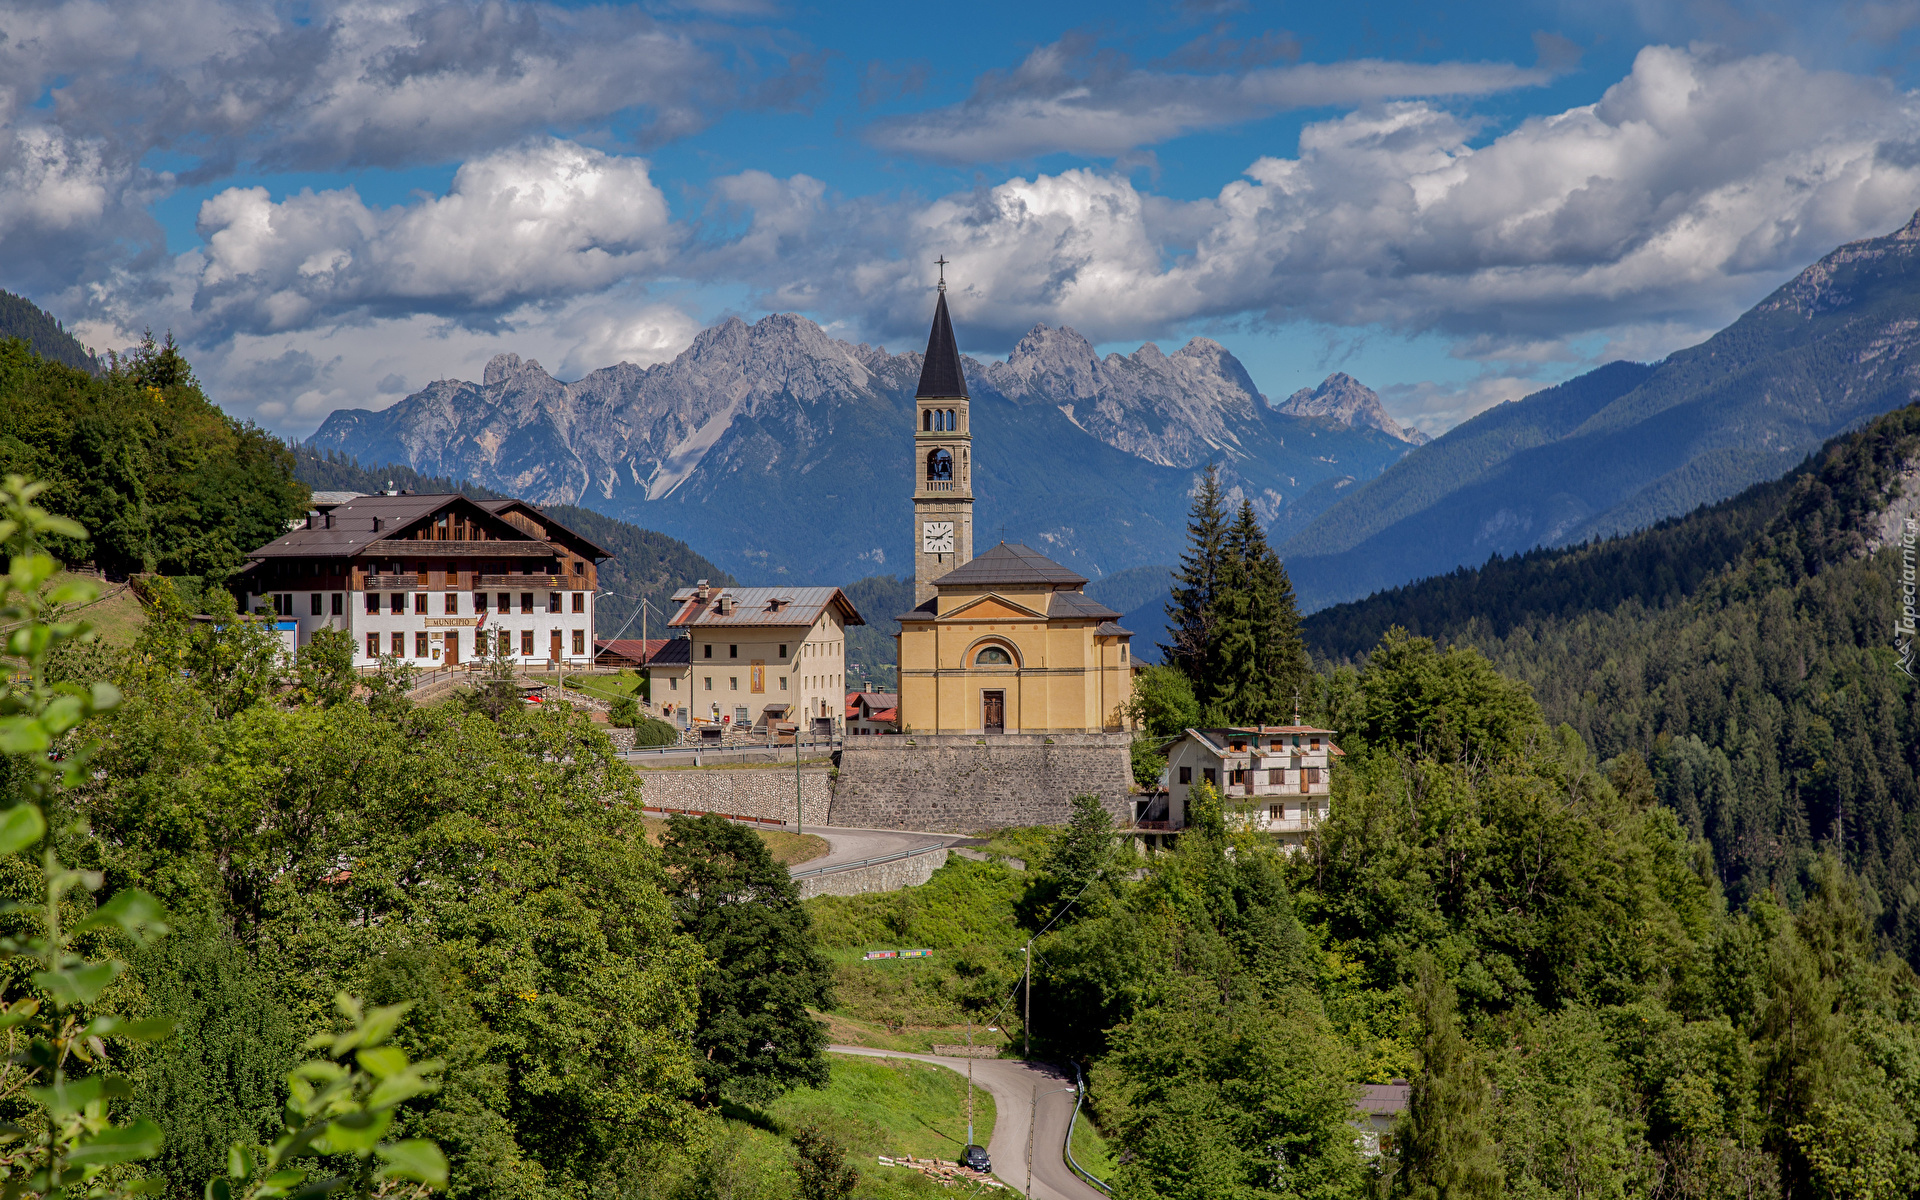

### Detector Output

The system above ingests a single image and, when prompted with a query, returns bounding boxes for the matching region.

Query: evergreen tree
[660,814,836,1104]
[1163,465,1229,698]
[1397,953,1502,1200]
[1207,498,1310,725]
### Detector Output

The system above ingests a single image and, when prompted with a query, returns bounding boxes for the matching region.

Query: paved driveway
[829,1045,1108,1200]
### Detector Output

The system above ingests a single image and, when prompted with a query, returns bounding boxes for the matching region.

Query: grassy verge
[563,669,646,703]
[57,574,145,645]
[1068,1102,1119,1186]
[638,816,829,867]
[813,1009,1017,1057]
[646,1054,1000,1198]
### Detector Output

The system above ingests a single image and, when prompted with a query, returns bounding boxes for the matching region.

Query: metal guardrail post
[1063,1059,1114,1194]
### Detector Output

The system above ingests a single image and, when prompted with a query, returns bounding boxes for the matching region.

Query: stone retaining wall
[792,847,948,899]
[828,734,1134,831]
[633,766,834,827]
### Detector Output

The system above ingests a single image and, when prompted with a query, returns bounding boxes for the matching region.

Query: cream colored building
[897,543,1134,735]
[665,581,865,732]
[1164,724,1343,846]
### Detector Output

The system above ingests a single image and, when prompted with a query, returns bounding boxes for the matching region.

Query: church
[894,278,1136,736]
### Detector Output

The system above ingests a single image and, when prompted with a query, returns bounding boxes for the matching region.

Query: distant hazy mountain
[1282,207,1920,611]
[308,315,1415,583]
[1275,373,1428,445]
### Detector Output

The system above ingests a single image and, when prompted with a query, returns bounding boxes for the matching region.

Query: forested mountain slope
[1305,401,1920,960]
[0,289,97,374]
[1284,208,1920,609]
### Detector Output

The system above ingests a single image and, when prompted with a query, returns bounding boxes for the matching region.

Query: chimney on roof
[696,579,711,600]
[717,594,734,615]
[373,517,383,532]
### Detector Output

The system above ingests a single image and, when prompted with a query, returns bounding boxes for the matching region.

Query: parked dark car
[962,1145,990,1172]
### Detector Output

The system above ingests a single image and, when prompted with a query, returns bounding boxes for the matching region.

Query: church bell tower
[912,267,974,608]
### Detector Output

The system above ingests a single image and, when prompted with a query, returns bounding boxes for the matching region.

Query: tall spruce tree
[1396,953,1502,1200]
[1163,465,1229,700]
[1206,499,1309,725]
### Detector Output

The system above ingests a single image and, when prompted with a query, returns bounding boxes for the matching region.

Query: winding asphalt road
[786,824,965,877]
[829,1046,1108,1200]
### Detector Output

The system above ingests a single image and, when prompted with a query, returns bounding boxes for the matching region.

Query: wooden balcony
[365,574,419,590]
[477,575,567,588]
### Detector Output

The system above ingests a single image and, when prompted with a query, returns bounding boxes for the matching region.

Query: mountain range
[1279,207,1920,610]
[307,317,1420,583]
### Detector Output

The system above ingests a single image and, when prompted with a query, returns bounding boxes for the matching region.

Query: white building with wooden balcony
[1163,723,1344,848]
[237,492,609,669]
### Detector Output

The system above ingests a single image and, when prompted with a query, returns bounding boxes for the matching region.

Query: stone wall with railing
[828,733,1133,831]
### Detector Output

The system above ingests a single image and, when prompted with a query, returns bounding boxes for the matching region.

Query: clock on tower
[911,267,974,607]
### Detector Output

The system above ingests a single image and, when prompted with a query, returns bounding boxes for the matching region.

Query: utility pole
[1023,941,1032,1058]
[966,1018,975,1147]
[795,722,803,835]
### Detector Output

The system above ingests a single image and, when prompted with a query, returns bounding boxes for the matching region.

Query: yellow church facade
[897,543,1135,735]
[891,272,1135,736]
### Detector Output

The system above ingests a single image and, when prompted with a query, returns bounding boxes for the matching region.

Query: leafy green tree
[362,654,418,719]
[290,628,355,708]
[0,335,307,577]
[131,920,299,1193]
[1396,953,1502,1200]
[659,815,834,1104]
[209,994,447,1200]
[790,1126,856,1200]
[1126,665,1200,738]
[0,475,178,1197]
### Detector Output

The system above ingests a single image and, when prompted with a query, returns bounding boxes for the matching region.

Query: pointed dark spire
[915,290,969,400]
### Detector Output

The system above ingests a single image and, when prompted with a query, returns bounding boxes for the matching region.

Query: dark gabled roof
[915,291,969,400]
[249,493,544,559]
[933,542,1087,589]
[1048,590,1121,620]
[476,498,614,560]
[1095,620,1134,637]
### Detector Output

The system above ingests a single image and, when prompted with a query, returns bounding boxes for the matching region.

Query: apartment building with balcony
[238,492,609,668]
[1163,723,1344,848]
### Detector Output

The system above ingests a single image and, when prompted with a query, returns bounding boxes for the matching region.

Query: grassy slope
[649,1055,1000,1198]
[62,574,145,645]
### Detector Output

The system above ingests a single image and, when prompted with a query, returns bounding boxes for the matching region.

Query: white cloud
[865,36,1554,162]
[734,45,1920,364]
[0,0,796,299]
[187,140,679,335]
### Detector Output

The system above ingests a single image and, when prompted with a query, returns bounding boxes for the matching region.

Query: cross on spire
[935,255,949,292]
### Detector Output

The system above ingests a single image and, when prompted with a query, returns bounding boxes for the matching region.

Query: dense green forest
[1304,402,1920,967]
[294,448,735,640]
[0,334,309,576]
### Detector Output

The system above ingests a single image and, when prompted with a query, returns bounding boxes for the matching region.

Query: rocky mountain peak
[1276,373,1427,444]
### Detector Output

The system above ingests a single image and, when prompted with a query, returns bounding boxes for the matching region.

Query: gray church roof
[932,542,1088,589]
[914,291,969,400]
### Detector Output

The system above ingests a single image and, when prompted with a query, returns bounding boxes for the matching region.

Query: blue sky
[8,0,1920,438]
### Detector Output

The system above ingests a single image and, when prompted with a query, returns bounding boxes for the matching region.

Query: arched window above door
[974,645,1012,666]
